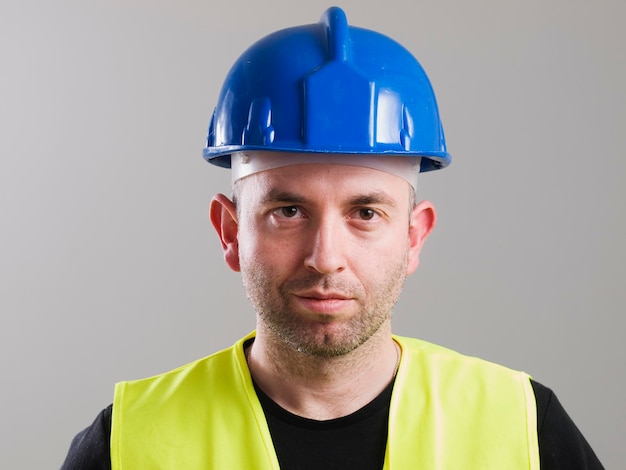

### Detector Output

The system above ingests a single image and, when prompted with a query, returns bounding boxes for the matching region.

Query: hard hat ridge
[204,7,451,173]
[323,6,351,63]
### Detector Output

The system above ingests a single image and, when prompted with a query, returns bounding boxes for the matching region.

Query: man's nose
[303,218,347,275]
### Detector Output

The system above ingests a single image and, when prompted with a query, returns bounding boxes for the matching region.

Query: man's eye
[278,206,299,218]
[357,208,377,220]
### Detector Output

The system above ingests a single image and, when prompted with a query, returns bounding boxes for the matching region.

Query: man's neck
[246,323,400,420]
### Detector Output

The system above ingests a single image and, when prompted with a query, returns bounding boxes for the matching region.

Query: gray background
[1,0,624,468]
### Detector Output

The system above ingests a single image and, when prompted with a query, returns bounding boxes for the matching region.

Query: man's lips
[295,290,353,301]
[292,291,355,314]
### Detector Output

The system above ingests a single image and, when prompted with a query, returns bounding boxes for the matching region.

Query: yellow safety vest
[111,332,539,469]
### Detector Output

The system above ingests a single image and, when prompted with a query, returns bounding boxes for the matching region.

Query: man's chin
[277,326,371,358]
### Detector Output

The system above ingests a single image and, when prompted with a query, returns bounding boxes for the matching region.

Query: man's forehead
[260,186,401,208]
[231,151,420,192]
[235,163,413,211]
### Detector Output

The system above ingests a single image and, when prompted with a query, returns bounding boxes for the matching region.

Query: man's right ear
[209,194,240,272]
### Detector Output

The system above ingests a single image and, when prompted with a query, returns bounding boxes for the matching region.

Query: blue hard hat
[203,7,451,173]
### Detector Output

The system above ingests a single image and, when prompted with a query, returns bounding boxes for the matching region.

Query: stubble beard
[241,258,408,358]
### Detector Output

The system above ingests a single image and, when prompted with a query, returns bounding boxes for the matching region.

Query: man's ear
[209,194,240,272]
[406,200,436,275]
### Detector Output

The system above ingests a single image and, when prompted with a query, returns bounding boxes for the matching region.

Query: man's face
[215,163,434,357]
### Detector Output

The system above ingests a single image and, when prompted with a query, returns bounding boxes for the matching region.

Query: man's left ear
[406,200,436,274]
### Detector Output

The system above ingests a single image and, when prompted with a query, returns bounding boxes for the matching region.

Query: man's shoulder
[117,332,253,389]
[395,335,526,370]
[394,334,538,454]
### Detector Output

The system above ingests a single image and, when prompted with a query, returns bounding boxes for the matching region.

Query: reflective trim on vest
[111,333,539,469]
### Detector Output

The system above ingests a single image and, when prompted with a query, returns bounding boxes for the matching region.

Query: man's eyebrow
[349,191,397,208]
[261,189,398,207]
[262,190,308,204]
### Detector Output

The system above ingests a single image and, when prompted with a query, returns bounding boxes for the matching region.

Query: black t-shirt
[255,377,393,469]
[60,379,603,469]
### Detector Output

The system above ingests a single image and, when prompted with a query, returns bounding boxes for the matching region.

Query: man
[61,7,603,469]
